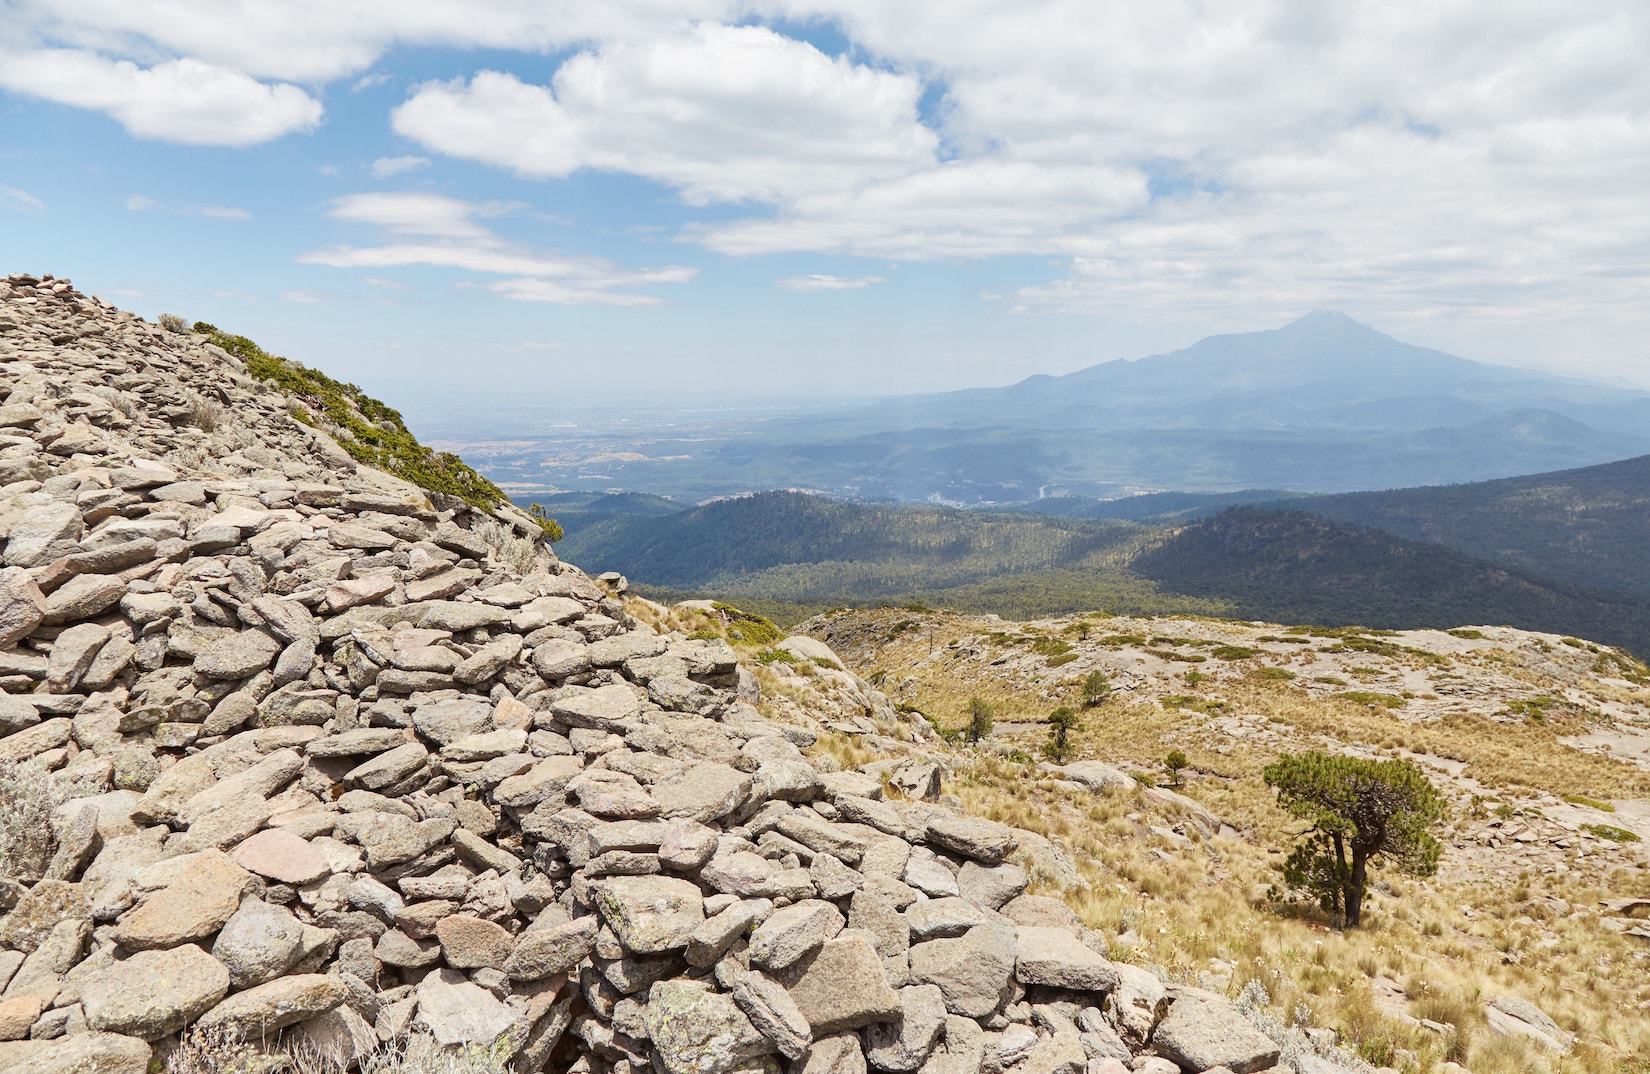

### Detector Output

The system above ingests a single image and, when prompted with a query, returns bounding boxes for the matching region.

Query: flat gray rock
[590,875,705,954]
[1014,926,1117,991]
[646,979,774,1074]
[771,934,903,1035]
[211,899,306,988]
[908,922,1017,1019]
[80,945,229,1040]
[410,968,518,1045]
[1151,992,1281,1074]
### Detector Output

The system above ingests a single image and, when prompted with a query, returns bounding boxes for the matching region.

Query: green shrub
[1338,691,1406,709]
[195,322,505,508]
[966,698,994,744]
[1046,653,1079,668]
[1029,637,1072,658]
[1584,823,1640,843]
[1045,707,1080,763]
[755,648,797,665]
[1562,793,1614,812]
[1446,628,1486,640]
[1146,649,1206,663]
[525,503,563,542]
[713,603,784,646]
[1080,670,1112,706]
[1254,666,1297,681]
[1210,645,1256,660]
[1503,696,1560,722]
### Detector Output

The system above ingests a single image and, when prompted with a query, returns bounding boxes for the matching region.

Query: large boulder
[505,916,599,981]
[80,945,230,1040]
[646,979,775,1074]
[908,922,1017,1019]
[196,974,348,1038]
[211,899,308,988]
[862,983,947,1072]
[590,875,705,954]
[1014,926,1117,991]
[1151,991,1281,1074]
[111,851,252,950]
[924,814,1018,865]
[1485,995,1572,1053]
[413,969,517,1047]
[6,1032,152,1074]
[771,934,903,1035]
[748,900,845,972]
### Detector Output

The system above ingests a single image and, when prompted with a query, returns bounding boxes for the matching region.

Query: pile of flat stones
[0,276,1304,1074]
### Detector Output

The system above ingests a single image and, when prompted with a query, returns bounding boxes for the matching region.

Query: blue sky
[3,3,1648,408]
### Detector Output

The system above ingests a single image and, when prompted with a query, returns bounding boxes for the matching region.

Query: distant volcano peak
[1280,309,1383,338]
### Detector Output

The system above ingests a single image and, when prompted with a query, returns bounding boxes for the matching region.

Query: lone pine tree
[1263,751,1446,927]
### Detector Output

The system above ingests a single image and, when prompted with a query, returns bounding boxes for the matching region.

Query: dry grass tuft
[163,1024,269,1074]
[813,604,1650,1073]
[471,519,540,575]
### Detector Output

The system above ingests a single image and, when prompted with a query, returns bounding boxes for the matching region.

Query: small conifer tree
[1045,707,1080,762]
[1263,751,1445,927]
[1080,670,1111,707]
[965,697,994,744]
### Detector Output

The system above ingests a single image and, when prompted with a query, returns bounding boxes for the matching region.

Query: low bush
[1584,823,1640,843]
[196,321,505,508]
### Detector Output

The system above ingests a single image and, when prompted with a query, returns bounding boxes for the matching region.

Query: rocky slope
[798,606,1650,1072]
[0,275,1341,1074]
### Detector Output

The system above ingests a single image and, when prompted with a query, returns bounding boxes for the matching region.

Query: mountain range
[471,311,1650,505]
[540,474,1650,657]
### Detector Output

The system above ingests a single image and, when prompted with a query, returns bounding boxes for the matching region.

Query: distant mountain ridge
[1130,507,1650,656]
[1276,454,1650,599]
[542,489,1650,656]
[1003,451,1650,602]
[489,312,1650,504]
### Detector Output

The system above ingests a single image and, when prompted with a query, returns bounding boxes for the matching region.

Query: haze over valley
[429,313,1650,506]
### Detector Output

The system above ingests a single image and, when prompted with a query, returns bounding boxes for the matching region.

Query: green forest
[535,489,1650,654]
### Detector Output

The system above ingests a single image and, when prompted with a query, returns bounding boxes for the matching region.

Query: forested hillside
[1132,507,1650,655]
[539,491,1650,653]
[1282,454,1650,598]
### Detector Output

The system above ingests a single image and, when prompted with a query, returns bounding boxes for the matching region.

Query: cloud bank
[4,1,1645,327]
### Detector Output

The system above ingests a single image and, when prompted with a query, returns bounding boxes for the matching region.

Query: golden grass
[944,759,1650,1072]
[805,606,1650,1073]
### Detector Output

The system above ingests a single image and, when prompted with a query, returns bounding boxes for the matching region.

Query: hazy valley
[436,314,1650,507]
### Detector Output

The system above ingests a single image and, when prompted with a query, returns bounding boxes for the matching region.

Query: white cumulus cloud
[0,49,321,145]
[391,23,936,204]
[299,192,696,306]
[2,0,1646,355]
[2,186,45,211]
[370,155,429,177]
[775,274,888,291]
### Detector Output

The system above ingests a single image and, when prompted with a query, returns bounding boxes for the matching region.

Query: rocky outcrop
[0,275,1325,1073]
